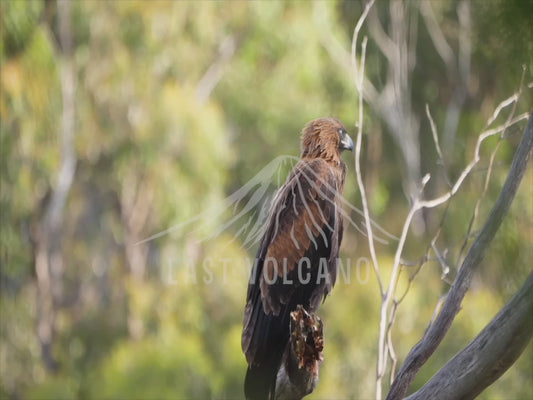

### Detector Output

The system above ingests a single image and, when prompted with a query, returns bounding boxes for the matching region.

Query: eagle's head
[300,117,354,163]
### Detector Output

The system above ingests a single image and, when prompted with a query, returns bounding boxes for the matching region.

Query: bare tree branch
[196,35,237,105]
[442,0,471,154]
[420,0,472,155]
[405,272,533,400]
[455,68,527,270]
[419,0,456,72]
[351,0,383,297]
[349,5,395,399]
[386,111,533,400]
[426,105,452,187]
[371,1,422,203]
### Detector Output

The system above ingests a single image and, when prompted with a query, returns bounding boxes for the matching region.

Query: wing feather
[242,158,345,367]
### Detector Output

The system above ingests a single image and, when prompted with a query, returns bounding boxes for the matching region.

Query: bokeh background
[1,1,532,399]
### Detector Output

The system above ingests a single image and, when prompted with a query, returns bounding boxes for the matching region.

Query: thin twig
[387,301,400,385]
[487,94,520,127]
[431,241,450,279]
[349,3,388,399]
[414,112,529,211]
[426,104,451,187]
[353,35,383,297]
[456,70,526,268]
[351,0,376,83]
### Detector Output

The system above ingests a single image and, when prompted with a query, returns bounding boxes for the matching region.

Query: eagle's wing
[242,158,344,368]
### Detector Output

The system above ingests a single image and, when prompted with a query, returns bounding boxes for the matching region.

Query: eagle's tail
[244,353,282,400]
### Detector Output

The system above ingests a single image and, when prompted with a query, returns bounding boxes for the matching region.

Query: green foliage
[1,1,531,399]
[91,333,214,399]
[1,0,43,58]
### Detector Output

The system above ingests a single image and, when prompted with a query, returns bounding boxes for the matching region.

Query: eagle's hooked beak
[339,130,354,151]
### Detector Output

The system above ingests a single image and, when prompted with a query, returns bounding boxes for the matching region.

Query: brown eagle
[242,117,353,399]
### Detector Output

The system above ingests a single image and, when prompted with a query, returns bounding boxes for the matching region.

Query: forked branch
[386,111,533,399]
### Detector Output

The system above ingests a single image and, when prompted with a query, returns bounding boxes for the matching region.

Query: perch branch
[275,306,324,400]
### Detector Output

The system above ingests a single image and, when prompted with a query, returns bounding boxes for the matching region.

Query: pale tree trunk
[34,0,77,372]
[120,173,153,339]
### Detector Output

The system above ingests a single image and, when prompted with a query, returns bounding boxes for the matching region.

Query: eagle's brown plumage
[242,118,353,399]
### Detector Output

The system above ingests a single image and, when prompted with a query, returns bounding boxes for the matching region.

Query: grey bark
[406,272,533,400]
[386,111,533,399]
